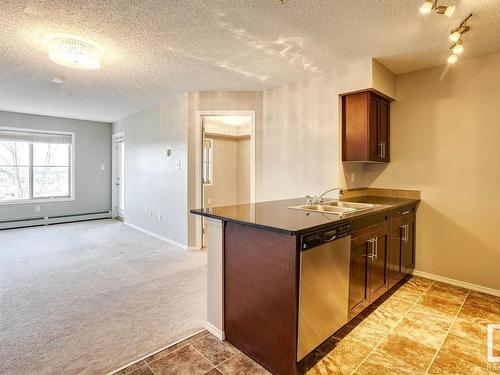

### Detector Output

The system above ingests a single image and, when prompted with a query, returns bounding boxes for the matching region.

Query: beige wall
[187,91,263,247]
[363,53,500,290]
[237,138,250,203]
[203,136,250,208]
[261,59,374,201]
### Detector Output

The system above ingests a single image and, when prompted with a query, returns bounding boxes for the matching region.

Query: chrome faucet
[306,188,344,205]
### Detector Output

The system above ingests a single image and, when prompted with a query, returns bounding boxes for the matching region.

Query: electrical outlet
[35,205,41,213]
[350,172,356,184]
[175,160,181,170]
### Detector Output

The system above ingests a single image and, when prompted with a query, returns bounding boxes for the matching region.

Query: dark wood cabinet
[342,91,390,162]
[387,205,416,288]
[349,220,388,319]
[224,222,298,375]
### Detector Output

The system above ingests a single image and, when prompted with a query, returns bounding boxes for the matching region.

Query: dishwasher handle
[301,223,351,250]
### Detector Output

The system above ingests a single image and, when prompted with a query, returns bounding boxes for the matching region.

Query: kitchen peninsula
[191,192,419,375]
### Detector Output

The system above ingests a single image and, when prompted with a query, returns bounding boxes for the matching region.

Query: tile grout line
[423,289,470,374]
[145,361,156,375]
[114,330,209,373]
[189,343,236,374]
[349,279,436,375]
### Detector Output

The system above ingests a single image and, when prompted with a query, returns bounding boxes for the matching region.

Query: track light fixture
[447,14,473,64]
[449,13,472,42]
[419,1,455,17]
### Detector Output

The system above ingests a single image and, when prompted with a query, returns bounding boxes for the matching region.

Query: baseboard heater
[0,211,112,230]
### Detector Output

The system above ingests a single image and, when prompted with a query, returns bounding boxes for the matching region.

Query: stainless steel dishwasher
[297,222,351,361]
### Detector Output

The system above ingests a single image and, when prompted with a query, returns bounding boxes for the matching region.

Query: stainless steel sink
[288,201,376,215]
[323,201,375,210]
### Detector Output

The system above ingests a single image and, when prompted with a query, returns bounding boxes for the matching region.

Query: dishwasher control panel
[301,222,351,250]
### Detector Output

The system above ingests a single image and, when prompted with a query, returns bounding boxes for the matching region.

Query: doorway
[198,113,255,248]
[112,133,125,220]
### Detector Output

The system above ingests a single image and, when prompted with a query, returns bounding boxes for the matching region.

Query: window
[0,128,74,203]
[202,139,213,185]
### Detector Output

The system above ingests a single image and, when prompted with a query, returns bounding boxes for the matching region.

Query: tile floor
[114,276,500,375]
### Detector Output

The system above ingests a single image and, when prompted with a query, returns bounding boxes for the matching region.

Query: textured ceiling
[1,0,500,122]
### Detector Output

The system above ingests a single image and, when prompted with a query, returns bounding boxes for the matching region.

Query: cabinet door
[369,93,380,161]
[368,223,388,302]
[401,216,416,273]
[387,217,405,288]
[379,98,390,162]
[349,234,369,318]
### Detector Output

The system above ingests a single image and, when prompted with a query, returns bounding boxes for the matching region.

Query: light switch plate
[175,160,181,170]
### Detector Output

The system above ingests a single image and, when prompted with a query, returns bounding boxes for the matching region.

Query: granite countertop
[190,196,420,235]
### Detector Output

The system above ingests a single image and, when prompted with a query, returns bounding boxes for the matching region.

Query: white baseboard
[205,321,225,341]
[412,270,500,297]
[123,221,188,250]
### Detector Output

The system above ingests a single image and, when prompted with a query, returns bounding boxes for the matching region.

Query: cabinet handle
[401,224,409,243]
[367,238,376,261]
[378,143,383,158]
[366,238,375,262]
[405,224,409,243]
[382,142,385,159]
[402,210,411,215]
[374,237,378,261]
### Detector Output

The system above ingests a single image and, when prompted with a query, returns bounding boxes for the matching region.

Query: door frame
[111,132,125,219]
[195,110,256,249]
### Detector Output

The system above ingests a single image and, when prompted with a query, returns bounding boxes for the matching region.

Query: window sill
[0,197,75,206]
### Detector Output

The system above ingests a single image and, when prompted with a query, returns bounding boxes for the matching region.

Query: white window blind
[0,130,72,144]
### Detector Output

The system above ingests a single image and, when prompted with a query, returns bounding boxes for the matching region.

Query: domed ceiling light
[43,34,105,70]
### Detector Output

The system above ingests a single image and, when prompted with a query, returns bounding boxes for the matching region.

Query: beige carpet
[0,219,207,375]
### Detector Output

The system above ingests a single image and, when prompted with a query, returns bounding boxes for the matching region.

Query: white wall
[0,111,111,221]
[260,59,373,201]
[113,94,189,246]
[187,92,263,247]
[361,53,500,290]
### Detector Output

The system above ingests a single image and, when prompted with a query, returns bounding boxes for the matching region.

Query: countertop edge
[190,197,420,236]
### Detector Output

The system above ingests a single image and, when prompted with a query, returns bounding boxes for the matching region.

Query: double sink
[289,200,376,215]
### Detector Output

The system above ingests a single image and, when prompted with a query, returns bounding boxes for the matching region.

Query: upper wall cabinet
[342,91,390,163]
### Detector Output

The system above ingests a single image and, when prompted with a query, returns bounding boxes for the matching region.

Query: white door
[116,140,125,219]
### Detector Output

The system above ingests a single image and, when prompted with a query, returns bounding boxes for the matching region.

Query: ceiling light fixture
[451,39,464,54]
[440,5,456,17]
[223,116,245,126]
[50,75,65,84]
[419,0,434,14]
[447,54,458,64]
[449,13,472,42]
[419,1,456,17]
[447,13,472,63]
[43,34,105,70]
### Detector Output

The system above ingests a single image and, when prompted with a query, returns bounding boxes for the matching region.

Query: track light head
[448,54,458,64]
[451,40,464,54]
[436,4,456,17]
[449,29,461,42]
[420,0,434,14]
